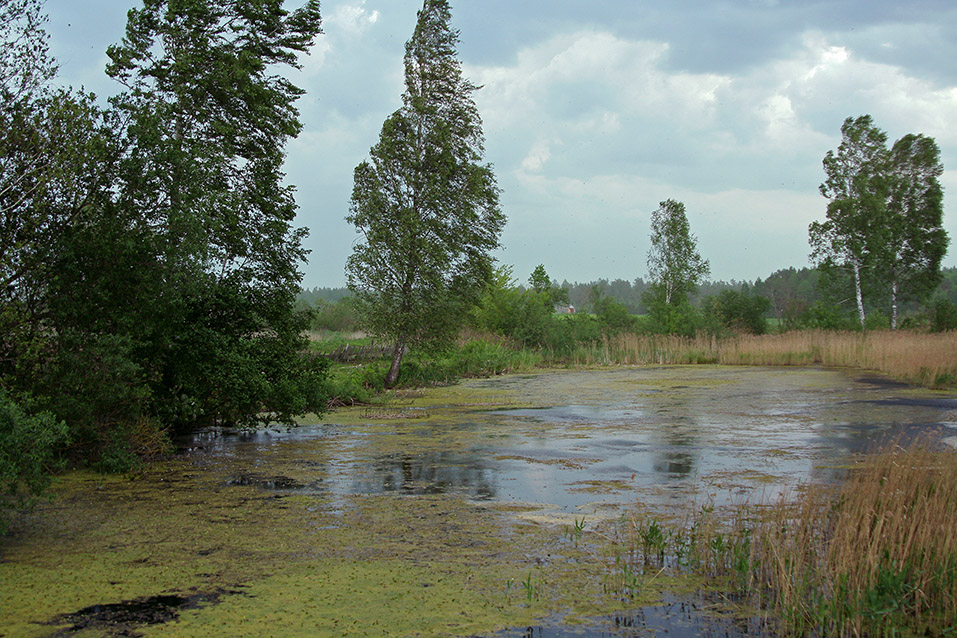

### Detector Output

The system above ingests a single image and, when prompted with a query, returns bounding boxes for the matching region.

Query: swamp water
[2,366,955,637]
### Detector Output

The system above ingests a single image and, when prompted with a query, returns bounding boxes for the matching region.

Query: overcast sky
[43,0,957,288]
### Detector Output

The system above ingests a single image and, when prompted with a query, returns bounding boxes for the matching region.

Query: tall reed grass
[748,442,957,636]
[619,441,957,636]
[570,330,957,388]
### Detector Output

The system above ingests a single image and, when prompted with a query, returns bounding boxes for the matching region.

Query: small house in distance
[556,305,576,314]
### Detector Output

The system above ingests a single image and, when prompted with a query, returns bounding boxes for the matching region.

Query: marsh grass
[569,330,957,388]
[618,441,957,636]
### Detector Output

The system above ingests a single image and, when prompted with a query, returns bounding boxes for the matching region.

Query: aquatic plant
[616,440,957,636]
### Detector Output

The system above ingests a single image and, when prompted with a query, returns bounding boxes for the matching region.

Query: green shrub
[310,297,359,332]
[930,298,957,332]
[0,392,70,534]
[703,290,771,335]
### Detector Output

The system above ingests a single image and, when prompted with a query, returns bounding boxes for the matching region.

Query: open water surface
[180,366,957,637]
[193,366,957,517]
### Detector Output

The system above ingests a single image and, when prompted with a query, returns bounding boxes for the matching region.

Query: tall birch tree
[810,115,888,329]
[646,198,710,306]
[810,115,948,330]
[883,133,948,329]
[346,0,504,389]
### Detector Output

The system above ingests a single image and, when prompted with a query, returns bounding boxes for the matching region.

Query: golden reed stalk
[581,330,957,388]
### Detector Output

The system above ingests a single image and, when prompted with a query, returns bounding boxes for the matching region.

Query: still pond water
[3,366,956,637]
[213,365,956,514]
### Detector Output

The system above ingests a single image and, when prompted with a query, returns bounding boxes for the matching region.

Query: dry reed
[577,330,957,388]
[750,441,957,636]
[619,441,957,636]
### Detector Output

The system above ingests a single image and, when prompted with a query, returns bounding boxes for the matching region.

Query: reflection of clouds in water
[190,367,957,515]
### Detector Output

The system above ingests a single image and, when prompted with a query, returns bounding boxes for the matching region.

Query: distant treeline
[301,266,957,332]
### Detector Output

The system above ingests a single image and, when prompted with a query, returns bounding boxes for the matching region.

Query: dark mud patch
[868,396,957,410]
[855,371,912,389]
[49,588,238,636]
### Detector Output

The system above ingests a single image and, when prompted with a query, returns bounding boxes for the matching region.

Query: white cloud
[469,31,730,136]
[328,2,380,36]
[521,139,554,172]
[296,2,382,77]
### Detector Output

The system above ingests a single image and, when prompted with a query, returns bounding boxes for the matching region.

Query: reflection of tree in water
[654,448,695,477]
[360,452,497,500]
[650,409,701,479]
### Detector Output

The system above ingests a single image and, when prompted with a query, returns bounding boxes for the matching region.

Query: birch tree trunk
[890,279,898,330]
[384,337,406,389]
[853,260,866,330]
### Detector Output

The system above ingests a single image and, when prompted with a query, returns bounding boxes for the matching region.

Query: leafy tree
[472,266,582,349]
[346,0,504,388]
[528,264,569,308]
[811,116,949,330]
[703,290,771,335]
[311,297,359,333]
[589,287,633,334]
[528,264,551,294]
[0,0,113,354]
[810,115,889,329]
[84,0,328,432]
[883,134,948,328]
[930,298,957,333]
[644,199,709,334]
[0,0,56,103]
[0,0,122,466]
[646,199,710,306]
[0,390,69,534]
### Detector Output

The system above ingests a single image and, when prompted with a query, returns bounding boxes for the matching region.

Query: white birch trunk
[853,260,866,330]
[890,280,898,330]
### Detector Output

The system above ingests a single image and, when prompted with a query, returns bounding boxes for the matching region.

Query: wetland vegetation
[3,366,956,636]
[3,0,957,636]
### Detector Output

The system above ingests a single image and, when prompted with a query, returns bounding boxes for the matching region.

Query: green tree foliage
[528,264,570,308]
[0,0,113,354]
[883,134,948,328]
[703,290,771,335]
[0,390,69,534]
[645,199,709,334]
[472,266,552,347]
[811,115,887,330]
[469,266,602,352]
[588,286,634,334]
[0,1,124,466]
[929,298,957,333]
[0,0,55,102]
[811,115,948,330]
[67,0,330,434]
[346,0,505,388]
[646,199,710,306]
[2,0,329,476]
[310,297,359,333]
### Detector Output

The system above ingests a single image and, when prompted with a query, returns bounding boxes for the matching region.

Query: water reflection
[189,367,957,514]
[360,452,497,499]
[496,593,766,637]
